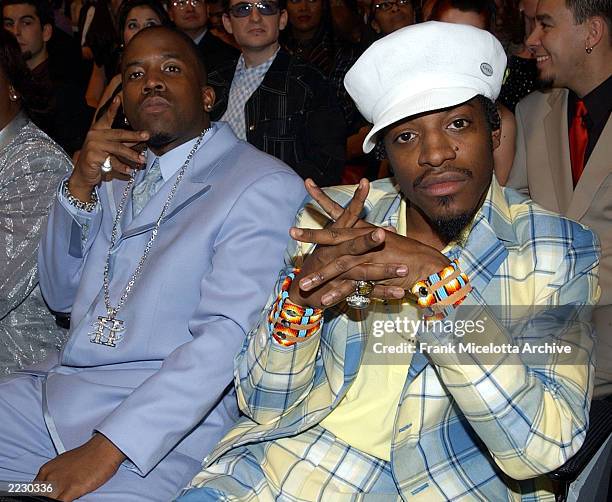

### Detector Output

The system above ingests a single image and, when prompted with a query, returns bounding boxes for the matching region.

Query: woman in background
[428,0,517,184]
[92,0,171,127]
[0,30,71,374]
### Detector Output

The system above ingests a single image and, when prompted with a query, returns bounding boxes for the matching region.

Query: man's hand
[34,433,126,502]
[288,179,408,309]
[289,179,450,309]
[68,96,150,203]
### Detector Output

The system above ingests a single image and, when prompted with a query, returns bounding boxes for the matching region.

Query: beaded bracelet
[62,179,98,212]
[410,259,471,320]
[268,269,323,347]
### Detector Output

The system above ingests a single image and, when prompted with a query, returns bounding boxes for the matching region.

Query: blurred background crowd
[0,0,539,186]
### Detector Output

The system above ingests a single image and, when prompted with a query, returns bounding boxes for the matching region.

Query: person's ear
[584,16,605,53]
[42,23,53,43]
[491,126,501,150]
[279,9,288,30]
[202,85,216,112]
[222,12,233,34]
[8,85,19,101]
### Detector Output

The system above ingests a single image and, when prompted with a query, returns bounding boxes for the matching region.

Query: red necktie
[569,99,588,187]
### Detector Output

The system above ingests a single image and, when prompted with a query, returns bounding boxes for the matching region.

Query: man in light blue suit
[0,26,305,501]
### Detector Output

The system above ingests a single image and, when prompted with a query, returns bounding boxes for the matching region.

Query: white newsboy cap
[344,21,507,153]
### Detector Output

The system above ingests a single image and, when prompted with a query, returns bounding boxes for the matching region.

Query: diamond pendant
[89,315,125,347]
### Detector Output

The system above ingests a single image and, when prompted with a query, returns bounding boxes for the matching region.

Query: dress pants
[0,372,202,501]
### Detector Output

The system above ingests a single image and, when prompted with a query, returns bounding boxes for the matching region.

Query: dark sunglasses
[228,1,280,17]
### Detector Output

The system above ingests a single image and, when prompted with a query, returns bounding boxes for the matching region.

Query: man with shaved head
[0,25,304,501]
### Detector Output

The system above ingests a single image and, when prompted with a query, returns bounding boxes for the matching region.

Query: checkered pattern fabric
[180,178,601,501]
[221,52,277,140]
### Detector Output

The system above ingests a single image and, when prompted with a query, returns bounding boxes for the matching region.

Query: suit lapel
[543,90,574,213]
[404,181,510,383]
[567,116,612,221]
[116,124,238,241]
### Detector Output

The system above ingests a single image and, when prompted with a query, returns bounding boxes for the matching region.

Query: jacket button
[248,125,255,131]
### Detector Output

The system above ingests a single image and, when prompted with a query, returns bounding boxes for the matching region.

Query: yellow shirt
[320,200,414,461]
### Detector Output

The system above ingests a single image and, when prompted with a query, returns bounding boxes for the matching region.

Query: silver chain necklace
[89,129,208,347]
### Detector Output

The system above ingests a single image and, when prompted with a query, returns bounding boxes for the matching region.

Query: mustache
[413,166,473,189]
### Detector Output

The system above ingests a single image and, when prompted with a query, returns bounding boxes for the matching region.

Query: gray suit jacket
[36,123,306,475]
[507,88,612,396]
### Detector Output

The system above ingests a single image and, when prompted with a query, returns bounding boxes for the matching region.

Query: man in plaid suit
[179,22,601,501]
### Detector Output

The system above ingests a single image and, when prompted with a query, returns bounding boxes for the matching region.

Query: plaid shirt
[221,51,277,140]
[189,178,600,501]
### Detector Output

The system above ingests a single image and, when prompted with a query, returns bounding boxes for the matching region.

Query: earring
[205,104,212,111]
[8,86,18,101]
[124,116,130,126]
[586,46,593,54]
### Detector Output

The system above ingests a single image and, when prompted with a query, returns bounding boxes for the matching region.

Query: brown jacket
[507,87,612,397]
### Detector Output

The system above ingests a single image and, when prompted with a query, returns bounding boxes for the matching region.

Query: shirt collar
[569,73,612,127]
[146,123,218,181]
[193,28,207,45]
[236,47,279,76]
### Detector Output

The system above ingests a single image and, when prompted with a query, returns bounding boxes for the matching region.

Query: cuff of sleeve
[57,176,100,223]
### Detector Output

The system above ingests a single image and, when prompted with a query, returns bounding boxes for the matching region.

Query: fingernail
[300,278,312,289]
[392,288,405,298]
[140,132,149,139]
[372,229,383,242]
[396,265,408,275]
[321,293,333,305]
[113,96,119,103]
[291,228,303,238]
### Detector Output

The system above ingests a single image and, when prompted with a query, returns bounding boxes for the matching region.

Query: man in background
[2,0,91,154]
[506,0,612,398]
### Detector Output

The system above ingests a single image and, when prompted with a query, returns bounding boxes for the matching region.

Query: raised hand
[68,96,150,203]
[289,179,450,309]
[288,179,410,309]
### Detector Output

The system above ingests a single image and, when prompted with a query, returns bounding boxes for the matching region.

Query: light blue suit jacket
[36,123,305,476]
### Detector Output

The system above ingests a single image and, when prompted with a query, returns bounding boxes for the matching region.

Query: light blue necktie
[132,158,163,217]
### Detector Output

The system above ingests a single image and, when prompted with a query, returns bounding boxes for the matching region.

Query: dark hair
[221,0,287,12]
[429,0,496,30]
[0,29,38,112]
[1,0,54,27]
[123,25,208,83]
[566,0,612,43]
[118,0,172,45]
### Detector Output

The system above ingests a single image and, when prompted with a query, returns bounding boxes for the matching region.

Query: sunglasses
[373,0,412,11]
[171,0,203,8]
[228,1,280,17]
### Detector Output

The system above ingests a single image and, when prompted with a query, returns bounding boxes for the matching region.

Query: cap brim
[362,88,479,153]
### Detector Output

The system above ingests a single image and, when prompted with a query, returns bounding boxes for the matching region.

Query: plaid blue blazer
[203,177,601,500]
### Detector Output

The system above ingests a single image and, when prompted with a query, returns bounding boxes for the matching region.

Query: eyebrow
[535,13,553,23]
[127,17,160,21]
[124,52,184,68]
[3,15,36,22]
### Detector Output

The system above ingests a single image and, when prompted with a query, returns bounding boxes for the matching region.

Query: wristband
[62,179,98,212]
[268,269,323,346]
[410,259,471,319]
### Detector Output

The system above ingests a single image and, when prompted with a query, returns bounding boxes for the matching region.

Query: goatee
[148,132,173,148]
[431,213,473,243]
